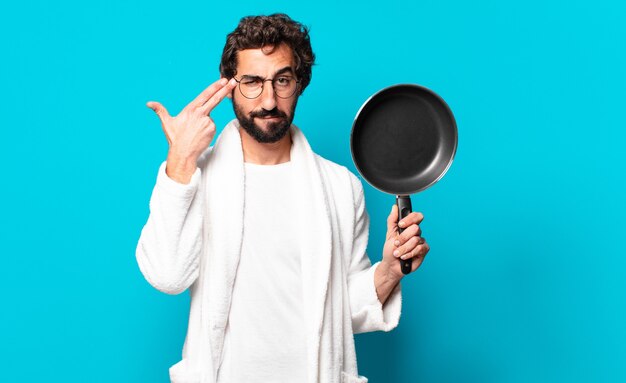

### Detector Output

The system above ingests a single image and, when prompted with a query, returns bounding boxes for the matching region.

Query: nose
[259,81,277,111]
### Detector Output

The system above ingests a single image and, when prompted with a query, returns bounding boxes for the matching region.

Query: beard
[233,98,298,144]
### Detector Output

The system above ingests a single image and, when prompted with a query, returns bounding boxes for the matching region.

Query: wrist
[377,260,402,285]
[166,152,198,184]
[374,261,402,306]
[379,260,403,283]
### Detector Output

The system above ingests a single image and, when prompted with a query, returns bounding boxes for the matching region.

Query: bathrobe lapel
[201,120,333,383]
[290,127,333,383]
[202,122,245,381]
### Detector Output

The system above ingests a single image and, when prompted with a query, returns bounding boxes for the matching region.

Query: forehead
[236,44,295,76]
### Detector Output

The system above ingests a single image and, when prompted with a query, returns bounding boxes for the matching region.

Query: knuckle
[206,100,218,112]
[399,240,408,252]
[397,233,406,244]
[195,104,208,115]
[406,236,415,249]
[400,244,410,255]
[400,243,409,254]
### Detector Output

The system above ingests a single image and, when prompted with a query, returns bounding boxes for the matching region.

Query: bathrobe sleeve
[347,174,402,334]
[135,161,204,295]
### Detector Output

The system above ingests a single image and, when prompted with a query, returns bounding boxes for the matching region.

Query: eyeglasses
[232,75,300,99]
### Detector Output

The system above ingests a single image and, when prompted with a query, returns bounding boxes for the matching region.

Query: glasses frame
[232,75,301,99]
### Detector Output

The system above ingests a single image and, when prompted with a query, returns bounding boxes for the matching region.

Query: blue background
[1,0,625,381]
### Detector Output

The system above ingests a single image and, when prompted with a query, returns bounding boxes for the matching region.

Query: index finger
[185,78,229,111]
[198,78,237,115]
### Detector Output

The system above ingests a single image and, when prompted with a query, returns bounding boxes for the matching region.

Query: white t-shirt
[216,161,308,383]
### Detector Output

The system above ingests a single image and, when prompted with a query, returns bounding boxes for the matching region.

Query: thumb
[147,101,173,144]
[146,101,171,121]
[386,204,399,234]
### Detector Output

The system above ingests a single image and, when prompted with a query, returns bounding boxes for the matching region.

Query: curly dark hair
[219,13,316,95]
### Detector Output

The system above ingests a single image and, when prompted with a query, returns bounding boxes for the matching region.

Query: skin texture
[146,43,430,305]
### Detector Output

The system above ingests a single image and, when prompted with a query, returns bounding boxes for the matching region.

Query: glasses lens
[274,77,297,98]
[240,78,263,99]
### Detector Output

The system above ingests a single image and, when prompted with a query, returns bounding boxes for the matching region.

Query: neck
[239,127,292,165]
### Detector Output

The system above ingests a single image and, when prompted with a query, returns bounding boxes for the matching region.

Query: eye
[242,78,262,86]
[275,77,292,86]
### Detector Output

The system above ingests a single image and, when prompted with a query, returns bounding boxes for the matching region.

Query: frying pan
[350,84,457,274]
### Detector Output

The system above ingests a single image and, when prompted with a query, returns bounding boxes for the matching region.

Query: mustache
[250,108,287,119]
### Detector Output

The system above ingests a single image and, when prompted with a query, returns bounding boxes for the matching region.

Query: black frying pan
[350,84,457,274]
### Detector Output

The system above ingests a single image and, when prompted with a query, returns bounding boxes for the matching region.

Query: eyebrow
[274,66,294,76]
[241,66,294,80]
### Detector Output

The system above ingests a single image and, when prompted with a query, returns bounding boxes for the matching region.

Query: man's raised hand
[147,78,237,184]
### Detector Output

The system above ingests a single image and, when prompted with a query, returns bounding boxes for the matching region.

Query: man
[136,13,430,383]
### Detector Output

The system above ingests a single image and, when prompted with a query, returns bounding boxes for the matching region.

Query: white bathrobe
[136,119,402,383]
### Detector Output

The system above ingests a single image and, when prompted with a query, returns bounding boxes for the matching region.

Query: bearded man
[136,13,429,383]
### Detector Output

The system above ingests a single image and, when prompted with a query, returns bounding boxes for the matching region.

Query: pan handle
[396,195,413,275]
